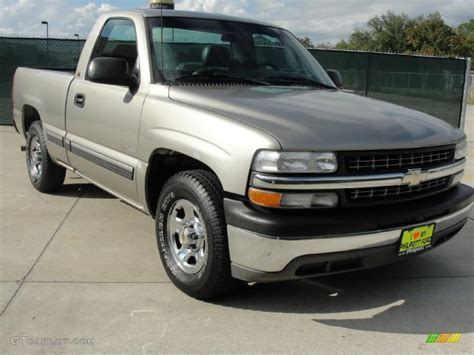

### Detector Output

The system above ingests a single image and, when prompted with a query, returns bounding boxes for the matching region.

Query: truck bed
[12,67,75,134]
[30,67,76,74]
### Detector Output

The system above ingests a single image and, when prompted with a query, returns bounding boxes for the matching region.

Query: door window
[92,19,138,70]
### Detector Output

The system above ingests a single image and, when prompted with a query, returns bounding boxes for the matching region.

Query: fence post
[459,57,471,130]
[364,53,371,96]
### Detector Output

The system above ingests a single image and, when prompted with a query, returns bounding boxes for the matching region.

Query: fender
[138,85,281,198]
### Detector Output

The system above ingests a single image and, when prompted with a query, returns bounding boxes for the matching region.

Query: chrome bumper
[227,203,472,275]
[251,159,466,190]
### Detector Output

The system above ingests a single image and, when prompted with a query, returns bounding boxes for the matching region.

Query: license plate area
[398,224,435,256]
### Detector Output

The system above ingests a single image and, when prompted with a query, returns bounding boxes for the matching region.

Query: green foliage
[336,12,418,52]
[335,30,373,50]
[335,11,473,66]
[457,19,474,62]
[367,12,419,52]
[406,13,466,56]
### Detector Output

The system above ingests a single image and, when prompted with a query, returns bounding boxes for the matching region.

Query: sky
[0,0,473,43]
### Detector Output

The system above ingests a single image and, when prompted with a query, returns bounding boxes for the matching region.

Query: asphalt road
[0,119,473,353]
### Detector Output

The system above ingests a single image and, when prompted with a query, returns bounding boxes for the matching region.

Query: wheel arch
[145,148,224,217]
[22,104,41,137]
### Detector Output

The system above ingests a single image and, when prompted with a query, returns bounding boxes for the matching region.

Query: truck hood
[169,86,463,151]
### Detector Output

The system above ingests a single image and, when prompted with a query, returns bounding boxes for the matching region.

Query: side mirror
[87,57,138,90]
[326,69,343,89]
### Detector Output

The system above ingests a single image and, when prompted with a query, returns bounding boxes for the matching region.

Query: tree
[367,12,418,52]
[335,29,374,50]
[406,13,466,56]
[336,12,417,52]
[297,36,314,48]
[457,19,474,60]
[335,11,473,63]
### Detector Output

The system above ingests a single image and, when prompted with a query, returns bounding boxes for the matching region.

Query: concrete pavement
[0,110,473,353]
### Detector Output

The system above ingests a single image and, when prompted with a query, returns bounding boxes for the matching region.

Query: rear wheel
[26,121,66,193]
[155,170,238,299]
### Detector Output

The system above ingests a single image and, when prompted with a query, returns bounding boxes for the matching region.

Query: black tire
[155,170,239,299]
[26,121,66,193]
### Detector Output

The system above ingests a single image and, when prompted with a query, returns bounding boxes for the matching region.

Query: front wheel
[26,121,66,193]
[155,170,238,299]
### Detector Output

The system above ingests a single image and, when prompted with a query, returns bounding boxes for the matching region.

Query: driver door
[66,18,146,203]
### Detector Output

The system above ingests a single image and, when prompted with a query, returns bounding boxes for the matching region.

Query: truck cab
[12,8,473,299]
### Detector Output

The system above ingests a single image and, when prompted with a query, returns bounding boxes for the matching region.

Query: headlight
[252,150,338,173]
[455,141,467,160]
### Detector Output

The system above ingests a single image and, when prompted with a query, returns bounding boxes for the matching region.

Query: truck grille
[345,147,454,173]
[348,177,450,202]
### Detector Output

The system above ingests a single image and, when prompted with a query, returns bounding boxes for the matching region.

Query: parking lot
[0,107,473,353]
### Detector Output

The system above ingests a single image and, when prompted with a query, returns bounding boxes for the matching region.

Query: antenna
[149,1,174,82]
[150,0,175,9]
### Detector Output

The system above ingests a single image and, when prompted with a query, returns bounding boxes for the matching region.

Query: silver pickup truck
[12,8,473,299]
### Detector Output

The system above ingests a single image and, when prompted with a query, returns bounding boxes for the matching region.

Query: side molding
[45,130,65,147]
[67,142,135,180]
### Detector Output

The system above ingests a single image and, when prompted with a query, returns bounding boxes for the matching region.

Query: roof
[128,9,281,28]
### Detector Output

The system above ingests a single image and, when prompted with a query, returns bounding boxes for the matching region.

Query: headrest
[111,43,138,60]
[201,45,232,68]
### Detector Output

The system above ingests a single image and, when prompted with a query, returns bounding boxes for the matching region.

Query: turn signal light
[248,188,282,208]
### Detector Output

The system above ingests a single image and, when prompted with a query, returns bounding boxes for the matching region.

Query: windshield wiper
[263,74,335,89]
[173,74,270,86]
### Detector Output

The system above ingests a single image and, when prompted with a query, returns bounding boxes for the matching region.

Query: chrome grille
[346,147,454,172]
[348,177,450,201]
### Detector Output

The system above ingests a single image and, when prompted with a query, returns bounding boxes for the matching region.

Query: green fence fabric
[0,37,85,125]
[309,49,469,128]
[0,36,469,128]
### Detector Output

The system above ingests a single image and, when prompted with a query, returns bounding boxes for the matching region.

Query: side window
[92,19,138,69]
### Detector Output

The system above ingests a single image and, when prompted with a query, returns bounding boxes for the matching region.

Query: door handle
[74,94,85,108]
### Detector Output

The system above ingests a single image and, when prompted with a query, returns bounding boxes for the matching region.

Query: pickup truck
[12,8,473,299]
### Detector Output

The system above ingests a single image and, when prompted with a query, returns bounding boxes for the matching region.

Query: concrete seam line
[23,281,172,284]
[0,188,84,317]
[0,281,172,283]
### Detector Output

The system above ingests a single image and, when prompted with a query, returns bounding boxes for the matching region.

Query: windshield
[147,17,336,88]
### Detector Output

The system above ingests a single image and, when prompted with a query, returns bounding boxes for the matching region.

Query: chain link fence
[309,49,470,128]
[0,36,470,128]
[0,37,85,125]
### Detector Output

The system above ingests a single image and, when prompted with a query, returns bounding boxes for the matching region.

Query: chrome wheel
[28,135,42,181]
[167,199,207,275]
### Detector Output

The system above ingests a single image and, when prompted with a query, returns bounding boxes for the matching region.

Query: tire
[26,121,66,193]
[155,170,238,299]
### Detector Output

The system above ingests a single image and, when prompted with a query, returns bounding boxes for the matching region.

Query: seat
[110,43,138,68]
[201,45,232,69]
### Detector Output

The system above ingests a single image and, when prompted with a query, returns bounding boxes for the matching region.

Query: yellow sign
[399,224,435,256]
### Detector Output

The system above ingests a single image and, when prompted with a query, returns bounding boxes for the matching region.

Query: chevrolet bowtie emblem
[402,169,429,187]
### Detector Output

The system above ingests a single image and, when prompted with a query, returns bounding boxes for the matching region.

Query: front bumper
[225,184,473,282]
